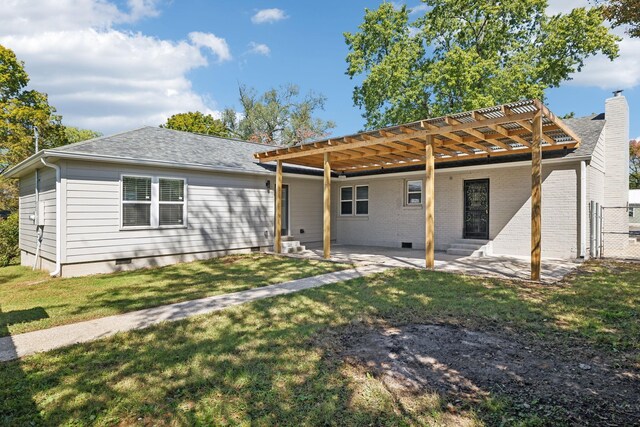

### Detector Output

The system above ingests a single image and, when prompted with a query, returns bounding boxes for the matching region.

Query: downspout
[40,157,61,277]
[579,161,587,258]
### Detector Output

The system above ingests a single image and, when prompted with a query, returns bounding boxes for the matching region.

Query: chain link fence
[592,204,640,260]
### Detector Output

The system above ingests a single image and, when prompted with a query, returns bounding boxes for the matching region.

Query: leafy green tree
[344,1,620,129]
[0,212,19,266]
[161,111,229,137]
[222,84,335,146]
[64,126,102,144]
[0,45,68,211]
[630,139,640,189]
[601,0,640,37]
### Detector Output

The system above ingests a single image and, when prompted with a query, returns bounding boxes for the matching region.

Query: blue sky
[1,0,638,139]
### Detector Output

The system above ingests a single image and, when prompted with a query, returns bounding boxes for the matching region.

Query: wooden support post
[531,110,542,281]
[275,160,283,254]
[425,136,435,269]
[323,152,331,259]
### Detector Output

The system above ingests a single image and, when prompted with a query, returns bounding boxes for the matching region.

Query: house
[2,95,629,279]
[630,189,640,226]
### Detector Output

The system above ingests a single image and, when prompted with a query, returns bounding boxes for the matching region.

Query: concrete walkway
[0,264,388,362]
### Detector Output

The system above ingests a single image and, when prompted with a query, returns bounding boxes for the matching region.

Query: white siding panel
[64,161,274,264]
[18,167,57,261]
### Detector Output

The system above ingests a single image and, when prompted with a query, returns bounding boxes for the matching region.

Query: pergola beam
[256,111,537,162]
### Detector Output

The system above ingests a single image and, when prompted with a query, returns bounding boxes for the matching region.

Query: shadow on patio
[299,244,580,283]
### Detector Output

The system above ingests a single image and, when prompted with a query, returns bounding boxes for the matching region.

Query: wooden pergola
[254,100,581,281]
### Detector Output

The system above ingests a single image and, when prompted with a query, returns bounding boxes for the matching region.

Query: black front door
[464,179,489,239]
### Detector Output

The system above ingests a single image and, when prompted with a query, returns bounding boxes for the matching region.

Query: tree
[0,45,68,211]
[64,126,102,144]
[631,139,640,189]
[161,111,229,137]
[344,1,620,129]
[600,0,640,37]
[222,84,335,146]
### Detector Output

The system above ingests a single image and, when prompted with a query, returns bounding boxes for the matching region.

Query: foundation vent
[401,242,413,249]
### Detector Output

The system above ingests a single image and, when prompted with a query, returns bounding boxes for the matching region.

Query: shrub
[0,212,19,267]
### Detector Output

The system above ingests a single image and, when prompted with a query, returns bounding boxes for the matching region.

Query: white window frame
[340,186,354,216]
[120,174,188,230]
[120,174,153,229]
[158,176,188,228]
[355,185,369,216]
[406,179,423,206]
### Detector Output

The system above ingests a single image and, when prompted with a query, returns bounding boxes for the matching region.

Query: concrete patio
[297,244,581,283]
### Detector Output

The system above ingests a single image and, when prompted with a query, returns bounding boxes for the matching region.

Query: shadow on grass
[0,263,637,425]
[0,306,44,425]
[1,254,347,336]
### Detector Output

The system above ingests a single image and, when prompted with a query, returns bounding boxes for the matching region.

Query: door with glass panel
[463,179,489,239]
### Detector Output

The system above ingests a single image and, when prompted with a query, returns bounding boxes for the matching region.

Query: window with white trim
[340,186,353,215]
[355,185,369,215]
[121,175,187,228]
[122,176,152,227]
[406,180,423,205]
[159,178,185,226]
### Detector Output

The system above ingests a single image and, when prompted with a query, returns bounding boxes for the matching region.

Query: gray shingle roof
[49,116,605,176]
[561,114,605,159]
[52,126,277,174]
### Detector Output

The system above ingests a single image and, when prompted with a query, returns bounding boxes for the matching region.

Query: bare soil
[337,323,640,426]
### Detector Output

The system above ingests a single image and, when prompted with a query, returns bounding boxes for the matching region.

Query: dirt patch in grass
[337,323,640,426]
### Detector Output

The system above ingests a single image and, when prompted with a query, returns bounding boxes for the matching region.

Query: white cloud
[568,33,640,89]
[546,0,588,15]
[248,42,271,56]
[0,0,227,134]
[251,8,288,24]
[545,0,640,90]
[409,3,429,15]
[189,32,232,62]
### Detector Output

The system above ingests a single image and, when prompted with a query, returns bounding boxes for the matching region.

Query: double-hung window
[340,187,353,215]
[406,180,423,205]
[121,175,187,228]
[122,176,152,227]
[159,178,185,226]
[340,185,369,216]
[355,185,369,215]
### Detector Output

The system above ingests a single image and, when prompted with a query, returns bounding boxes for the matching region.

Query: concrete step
[449,243,485,251]
[282,235,297,242]
[283,245,306,254]
[454,239,490,246]
[282,240,301,249]
[446,248,485,257]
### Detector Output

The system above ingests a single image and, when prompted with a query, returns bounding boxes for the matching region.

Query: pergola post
[323,152,331,259]
[322,153,331,259]
[275,160,283,254]
[531,110,543,281]
[425,136,435,269]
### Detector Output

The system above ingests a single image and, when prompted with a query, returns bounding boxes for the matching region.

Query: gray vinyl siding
[335,161,580,259]
[63,160,273,264]
[18,167,57,261]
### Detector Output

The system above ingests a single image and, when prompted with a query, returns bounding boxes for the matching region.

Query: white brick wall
[602,95,630,250]
[333,161,581,259]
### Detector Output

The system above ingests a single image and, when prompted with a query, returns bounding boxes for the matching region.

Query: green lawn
[0,254,349,336]
[0,261,638,425]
